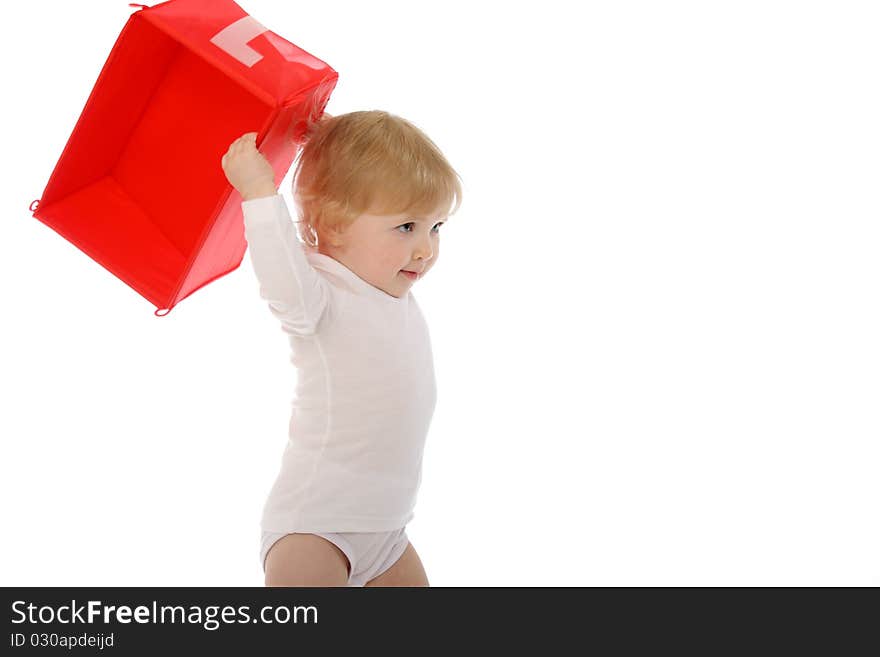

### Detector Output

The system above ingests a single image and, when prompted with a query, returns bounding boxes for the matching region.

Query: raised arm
[222,133,330,336]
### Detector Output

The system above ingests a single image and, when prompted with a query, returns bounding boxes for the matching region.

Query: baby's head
[292,110,462,298]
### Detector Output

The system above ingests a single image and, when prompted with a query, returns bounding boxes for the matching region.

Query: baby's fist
[221,132,277,200]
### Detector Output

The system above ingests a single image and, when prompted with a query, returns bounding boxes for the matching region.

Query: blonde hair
[291,110,463,248]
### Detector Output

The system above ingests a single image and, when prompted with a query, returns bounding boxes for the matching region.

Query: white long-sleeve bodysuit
[241,194,437,534]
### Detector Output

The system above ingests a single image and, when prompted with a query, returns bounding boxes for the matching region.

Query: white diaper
[260,527,409,587]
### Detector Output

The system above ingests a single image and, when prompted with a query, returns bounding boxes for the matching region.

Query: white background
[2,0,878,586]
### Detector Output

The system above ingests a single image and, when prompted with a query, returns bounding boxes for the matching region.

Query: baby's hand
[221,132,277,201]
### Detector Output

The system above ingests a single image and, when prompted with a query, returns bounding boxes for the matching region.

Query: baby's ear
[328,227,346,248]
[318,223,344,248]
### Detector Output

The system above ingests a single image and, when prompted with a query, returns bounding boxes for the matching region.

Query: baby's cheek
[384,249,405,268]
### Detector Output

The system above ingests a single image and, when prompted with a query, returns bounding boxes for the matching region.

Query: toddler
[221,111,462,586]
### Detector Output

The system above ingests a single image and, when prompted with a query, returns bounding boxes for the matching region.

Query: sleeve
[241,194,330,336]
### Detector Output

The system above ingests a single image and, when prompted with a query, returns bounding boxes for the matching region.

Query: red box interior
[35,15,274,310]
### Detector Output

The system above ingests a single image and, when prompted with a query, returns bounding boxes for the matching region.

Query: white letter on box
[210,16,269,67]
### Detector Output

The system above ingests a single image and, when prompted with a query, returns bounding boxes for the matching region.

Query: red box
[31,0,337,315]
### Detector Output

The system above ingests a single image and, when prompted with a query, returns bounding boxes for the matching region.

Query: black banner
[1,588,873,653]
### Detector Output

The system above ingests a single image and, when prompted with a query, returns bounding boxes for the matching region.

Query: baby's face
[322,209,445,298]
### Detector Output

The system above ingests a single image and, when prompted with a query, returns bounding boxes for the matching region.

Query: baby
[221,111,462,586]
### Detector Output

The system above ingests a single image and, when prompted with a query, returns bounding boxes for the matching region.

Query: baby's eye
[396,221,444,233]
